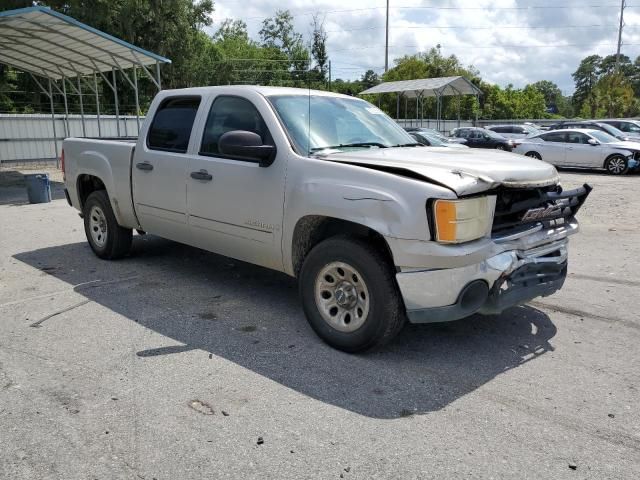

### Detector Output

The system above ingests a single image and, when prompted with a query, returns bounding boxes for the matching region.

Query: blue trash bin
[24,173,52,204]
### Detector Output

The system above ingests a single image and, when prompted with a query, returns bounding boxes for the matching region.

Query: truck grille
[492,183,592,237]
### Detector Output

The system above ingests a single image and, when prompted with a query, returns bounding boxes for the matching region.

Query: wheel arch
[290,215,395,278]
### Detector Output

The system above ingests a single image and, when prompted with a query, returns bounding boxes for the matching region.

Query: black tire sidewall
[83,191,118,258]
[526,151,541,160]
[606,155,628,175]
[299,237,402,352]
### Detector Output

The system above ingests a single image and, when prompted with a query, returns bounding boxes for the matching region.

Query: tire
[604,155,629,175]
[83,190,132,259]
[525,151,542,160]
[299,235,405,352]
[496,145,505,150]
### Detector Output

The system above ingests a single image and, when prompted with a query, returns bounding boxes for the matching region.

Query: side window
[627,123,640,133]
[147,96,201,153]
[200,96,272,156]
[540,132,567,143]
[567,132,588,144]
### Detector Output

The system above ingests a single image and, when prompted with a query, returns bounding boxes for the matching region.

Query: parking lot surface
[1,169,639,479]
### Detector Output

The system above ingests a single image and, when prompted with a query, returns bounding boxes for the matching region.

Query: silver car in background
[485,124,541,139]
[597,119,640,140]
[512,128,640,175]
[408,130,469,149]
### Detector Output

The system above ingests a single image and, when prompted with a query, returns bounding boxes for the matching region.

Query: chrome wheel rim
[608,157,626,174]
[314,261,370,333]
[496,145,504,150]
[526,152,540,159]
[89,205,108,248]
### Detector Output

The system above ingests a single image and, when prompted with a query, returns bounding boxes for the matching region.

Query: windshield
[268,94,416,154]
[597,123,625,138]
[589,130,618,143]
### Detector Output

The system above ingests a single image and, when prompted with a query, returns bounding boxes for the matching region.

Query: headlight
[433,197,495,243]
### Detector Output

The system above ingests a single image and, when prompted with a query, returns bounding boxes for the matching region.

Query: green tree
[572,55,602,118]
[310,14,328,83]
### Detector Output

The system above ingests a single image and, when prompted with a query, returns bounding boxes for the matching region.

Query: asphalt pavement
[0,168,638,479]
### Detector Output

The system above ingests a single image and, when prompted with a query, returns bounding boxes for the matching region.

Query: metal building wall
[0,114,144,163]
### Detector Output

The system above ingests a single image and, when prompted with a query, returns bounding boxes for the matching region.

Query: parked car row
[402,119,640,175]
[512,129,640,175]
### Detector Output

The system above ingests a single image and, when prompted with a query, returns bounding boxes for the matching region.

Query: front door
[185,94,287,271]
[132,96,202,244]
[564,131,602,167]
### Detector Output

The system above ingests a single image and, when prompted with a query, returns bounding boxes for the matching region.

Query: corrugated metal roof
[0,6,171,80]
[360,76,481,98]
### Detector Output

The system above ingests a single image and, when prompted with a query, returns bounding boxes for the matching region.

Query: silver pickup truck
[62,86,591,352]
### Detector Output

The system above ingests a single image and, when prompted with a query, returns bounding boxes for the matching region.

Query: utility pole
[385,0,389,72]
[616,0,626,72]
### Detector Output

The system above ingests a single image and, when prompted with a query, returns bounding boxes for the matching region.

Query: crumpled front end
[395,184,592,323]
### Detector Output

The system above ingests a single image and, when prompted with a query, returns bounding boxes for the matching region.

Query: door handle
[190,169,213,181]
[136,162,153,171]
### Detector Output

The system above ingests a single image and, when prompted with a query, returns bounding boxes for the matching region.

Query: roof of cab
[158,85,357,99]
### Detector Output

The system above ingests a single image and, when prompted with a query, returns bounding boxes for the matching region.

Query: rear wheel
[299,235,405,352]
[604,155,629,175]
[525,151,542,160]
[496,145,505,150]
[83,190,132,259]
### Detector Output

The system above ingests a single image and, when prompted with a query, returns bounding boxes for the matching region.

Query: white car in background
[513,128,640,175]
[485,124,541,139]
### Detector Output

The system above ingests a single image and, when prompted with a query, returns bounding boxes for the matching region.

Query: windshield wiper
[310,142,388,152]
[391,142,423,147]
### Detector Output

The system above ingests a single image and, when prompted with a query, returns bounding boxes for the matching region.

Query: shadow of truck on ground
[14,235,557,419]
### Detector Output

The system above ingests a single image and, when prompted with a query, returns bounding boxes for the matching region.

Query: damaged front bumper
[396,223,574,324]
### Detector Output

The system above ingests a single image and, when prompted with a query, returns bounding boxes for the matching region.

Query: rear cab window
[147,96,201,153]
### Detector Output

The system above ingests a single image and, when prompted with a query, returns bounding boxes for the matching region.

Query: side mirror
[218,130,276,167]
[587,138,599,146]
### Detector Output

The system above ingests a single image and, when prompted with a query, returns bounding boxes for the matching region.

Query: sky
[207,0,640,95]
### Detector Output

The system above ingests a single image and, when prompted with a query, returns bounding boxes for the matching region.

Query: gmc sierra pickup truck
[62,86,591,352]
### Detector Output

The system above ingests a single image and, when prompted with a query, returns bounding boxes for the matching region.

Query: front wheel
[496,145,505,151]
[604,155,629,175]
[525,151,542,160]
[299,236,405,352]
[83,190,132,259]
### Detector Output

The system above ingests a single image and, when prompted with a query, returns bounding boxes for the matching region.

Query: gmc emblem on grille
[521,205,562,221]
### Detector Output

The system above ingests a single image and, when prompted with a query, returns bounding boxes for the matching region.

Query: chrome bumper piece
[396,221,576,323]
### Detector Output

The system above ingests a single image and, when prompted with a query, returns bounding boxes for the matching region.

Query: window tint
[200,96,272,156]
[490,126,508,133]
[621,122,640,133]
[147,96,201,153]
[566,132,589,144]
[540,132,566,143]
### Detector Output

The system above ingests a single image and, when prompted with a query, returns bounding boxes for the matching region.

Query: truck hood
[320,146,559,196]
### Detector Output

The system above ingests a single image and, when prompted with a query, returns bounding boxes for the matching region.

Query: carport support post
[396,93,400,120]
[47,78,59,165]
[156,61,162,91]
[61,76,70,137]
[77,75,86,137]
[404,96,408,126]
[93,72,102,137]
[133,65,140,134]
[112,68,120,137]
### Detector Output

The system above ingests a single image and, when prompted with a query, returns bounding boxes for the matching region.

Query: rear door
[132,96,201,243]
[537,131,568,165]
[185,94,287,271]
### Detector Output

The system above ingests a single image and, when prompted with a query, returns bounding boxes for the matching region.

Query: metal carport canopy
[0,6,170,79]
[359,76,481,98]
